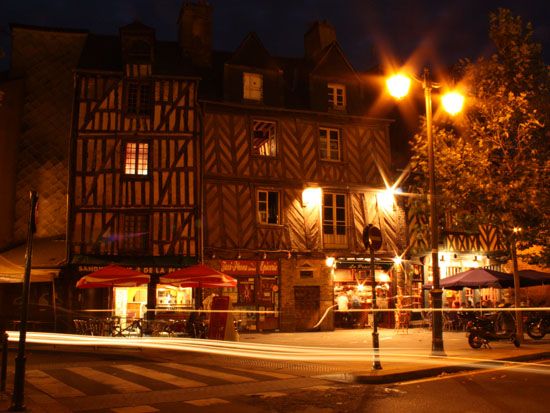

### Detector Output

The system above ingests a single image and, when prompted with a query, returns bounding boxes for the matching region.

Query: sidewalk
[240,328,550,384]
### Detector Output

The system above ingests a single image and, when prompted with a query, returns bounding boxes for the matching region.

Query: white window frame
[124,142,149,175]
[322,192,347,247]
[328,83,346,110]
[257,190,280,225]
[252,120,277,156]
[243,72,263,101]
[319,127,342,161]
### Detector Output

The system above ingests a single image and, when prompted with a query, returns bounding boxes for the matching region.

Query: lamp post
[10,191,38,411]
[510,227,523,342]
[387,68,463,355]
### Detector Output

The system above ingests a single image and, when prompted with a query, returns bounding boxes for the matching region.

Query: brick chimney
[304,20,336,60]
[178,1,213,67]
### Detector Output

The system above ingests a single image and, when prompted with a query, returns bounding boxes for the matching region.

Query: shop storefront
[112,284,193,322]
[333,260,394,328]
[219,260,280,332]
[75,264,195,325]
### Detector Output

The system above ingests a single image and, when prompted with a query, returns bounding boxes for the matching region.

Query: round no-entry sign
[362,225,383,251]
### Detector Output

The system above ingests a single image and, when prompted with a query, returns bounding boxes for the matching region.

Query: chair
[87,319,104,336]
[395,310,410,334]
[443,312,460,331]
[73,319,88,335]
[421,310,432,330]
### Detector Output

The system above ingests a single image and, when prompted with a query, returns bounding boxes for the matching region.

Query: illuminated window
[257,190,279,225]
[125,142,149,175]
[323,193,347,247]
[243,72,263,101]
[126,81,152,116]
[252,120,276,156]
[122,214,149,254]
[328,83,346,110]
[319,127,342,161]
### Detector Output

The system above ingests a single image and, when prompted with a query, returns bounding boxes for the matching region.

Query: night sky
[1,0,549,73]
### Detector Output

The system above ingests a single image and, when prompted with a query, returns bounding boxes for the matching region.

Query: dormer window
[128,40,152,60]
[328,83,346,110]
[243,72,263,101]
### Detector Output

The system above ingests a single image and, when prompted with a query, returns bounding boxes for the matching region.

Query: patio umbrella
[76,264,150,288]
[518,269,550,286]
[159,264,237,288]
[425,268,516,290]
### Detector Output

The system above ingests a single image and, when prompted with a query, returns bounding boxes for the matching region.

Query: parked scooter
[525,312,550,340]
[466,310,520,348]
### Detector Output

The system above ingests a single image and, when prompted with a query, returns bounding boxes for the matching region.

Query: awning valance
[0,238,65,283]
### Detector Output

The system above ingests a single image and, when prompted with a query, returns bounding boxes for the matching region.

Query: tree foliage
[409,9,550,266]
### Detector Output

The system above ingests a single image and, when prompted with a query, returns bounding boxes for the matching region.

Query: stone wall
[0,78,24,248]
[10,26,87,241]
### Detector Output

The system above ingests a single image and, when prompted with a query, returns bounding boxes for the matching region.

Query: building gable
[310,42,358,81]
[227,32,280,72]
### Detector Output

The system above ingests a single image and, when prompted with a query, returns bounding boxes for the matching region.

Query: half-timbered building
[68,20,201,318]
[194,11,408,332]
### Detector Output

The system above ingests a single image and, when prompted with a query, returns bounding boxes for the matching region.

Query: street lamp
[387,68,464,355]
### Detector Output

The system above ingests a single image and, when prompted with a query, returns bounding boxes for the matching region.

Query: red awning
[159,264,237,288]
[76,264,150,288]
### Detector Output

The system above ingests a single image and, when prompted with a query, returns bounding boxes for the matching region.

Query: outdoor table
[111,318,143,337]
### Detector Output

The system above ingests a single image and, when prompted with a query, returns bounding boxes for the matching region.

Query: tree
[409,8,550,267]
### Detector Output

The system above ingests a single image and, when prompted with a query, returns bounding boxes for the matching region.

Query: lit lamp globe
[441,91,464,115]
[386,74,411,99]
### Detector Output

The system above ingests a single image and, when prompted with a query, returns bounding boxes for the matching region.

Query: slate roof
[76,28,379,113]
[77,34,199,77]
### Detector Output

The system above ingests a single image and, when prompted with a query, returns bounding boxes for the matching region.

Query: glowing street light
[386,74,411,100]
[441,91,465,115]
[387,68,464,355]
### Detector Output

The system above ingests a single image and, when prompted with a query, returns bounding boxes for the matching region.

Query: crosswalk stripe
[26,370,85,398]
[224,366,297,380]
[114,365,207,389]
[160,363,256,383]
[247,391,287,398]
[111,406,159,413]
[66,367,150,393]
[185,398,230,407]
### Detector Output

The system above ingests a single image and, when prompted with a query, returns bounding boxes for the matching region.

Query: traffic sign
[362,225,383,251]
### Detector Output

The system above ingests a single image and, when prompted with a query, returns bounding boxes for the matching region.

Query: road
[1,344,548,413]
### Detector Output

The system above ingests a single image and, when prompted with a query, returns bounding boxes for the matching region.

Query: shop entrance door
[257,276,279,331]
[294,286,320,331]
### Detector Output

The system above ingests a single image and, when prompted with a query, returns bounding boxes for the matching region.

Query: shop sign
[259,260,278,275]
[220,260,279,275]
[221,260,257,275]
[76,265,180,275]
[335,262,371,270]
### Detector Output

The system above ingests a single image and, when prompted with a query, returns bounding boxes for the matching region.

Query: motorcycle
[525,312,550,340]
[466,311,520,349]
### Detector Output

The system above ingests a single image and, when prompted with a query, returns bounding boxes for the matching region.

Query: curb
[353,351,550,384]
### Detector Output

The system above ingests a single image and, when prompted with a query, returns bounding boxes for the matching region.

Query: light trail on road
[5,331,550,377]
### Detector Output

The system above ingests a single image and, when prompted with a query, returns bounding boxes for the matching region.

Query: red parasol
[159,264,237,288]
[76,264,150,288]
